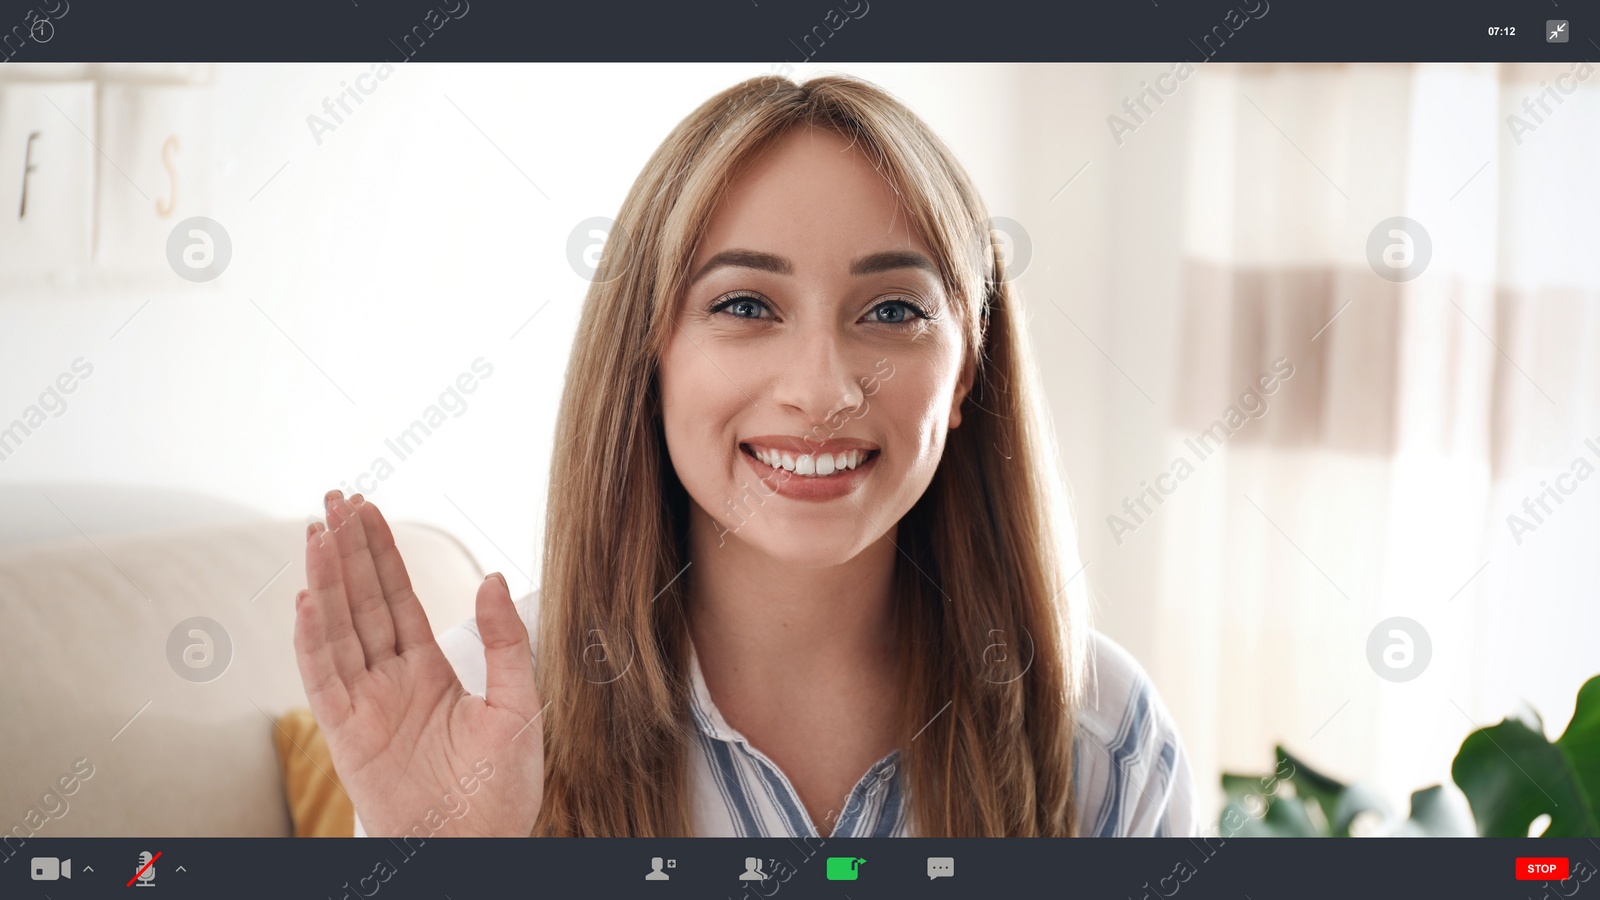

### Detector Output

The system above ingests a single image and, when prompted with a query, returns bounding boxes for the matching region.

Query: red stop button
[1516,858,1569,880]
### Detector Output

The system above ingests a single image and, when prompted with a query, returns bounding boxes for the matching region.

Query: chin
[722,516,878,569]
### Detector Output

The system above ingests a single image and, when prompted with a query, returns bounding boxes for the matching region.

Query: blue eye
[868,299,926,325]
[711,294,771,319]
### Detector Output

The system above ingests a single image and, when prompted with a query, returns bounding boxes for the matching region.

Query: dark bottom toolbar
[9,837,1598,899]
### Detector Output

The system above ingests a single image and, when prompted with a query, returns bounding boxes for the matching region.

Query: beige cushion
[0,518,484,837]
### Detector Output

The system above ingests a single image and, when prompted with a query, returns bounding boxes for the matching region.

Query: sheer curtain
[1141,62,1600,825]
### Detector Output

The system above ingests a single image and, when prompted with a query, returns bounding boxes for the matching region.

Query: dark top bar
[0,0,1592,63]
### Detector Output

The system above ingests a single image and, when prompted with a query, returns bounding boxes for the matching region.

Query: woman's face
[660,126,972,569]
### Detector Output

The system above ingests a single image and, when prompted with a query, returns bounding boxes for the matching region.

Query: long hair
[534,74,1088,837]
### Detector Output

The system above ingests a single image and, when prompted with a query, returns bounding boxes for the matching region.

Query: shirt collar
[684,634,746,744]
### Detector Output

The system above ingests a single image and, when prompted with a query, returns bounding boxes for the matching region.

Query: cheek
[871,363,958,471]
[659,336,746,481]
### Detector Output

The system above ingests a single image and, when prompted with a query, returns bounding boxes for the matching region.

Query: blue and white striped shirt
[354,591,1195,838]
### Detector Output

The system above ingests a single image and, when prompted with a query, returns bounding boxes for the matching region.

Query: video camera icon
[31,857,71,880]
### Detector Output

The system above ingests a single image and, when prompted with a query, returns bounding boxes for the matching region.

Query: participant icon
[738,857,767,881]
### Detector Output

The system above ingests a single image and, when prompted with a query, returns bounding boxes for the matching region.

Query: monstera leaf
[1388,785,1475,837]
[1221,746,1398,837]
[1452,674,1600,837]
[1221,747,1473,837]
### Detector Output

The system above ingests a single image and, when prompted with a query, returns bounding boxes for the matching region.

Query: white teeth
[748,447,872,477]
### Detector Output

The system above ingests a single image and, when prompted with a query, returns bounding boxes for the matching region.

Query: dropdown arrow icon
[175,865,187,872]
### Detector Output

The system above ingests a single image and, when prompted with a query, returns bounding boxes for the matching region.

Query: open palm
[293,490,543,837]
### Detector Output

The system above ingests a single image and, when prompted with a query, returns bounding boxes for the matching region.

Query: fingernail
[306,523,318,539]
[489,572,508,591]
[351,493,365,506]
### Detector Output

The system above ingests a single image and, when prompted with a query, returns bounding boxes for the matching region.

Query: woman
[294,74,1193,838]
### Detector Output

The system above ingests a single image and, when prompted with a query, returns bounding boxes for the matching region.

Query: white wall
[3,63,1107,600]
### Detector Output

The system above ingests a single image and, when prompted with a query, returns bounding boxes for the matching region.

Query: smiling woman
[295,73,1194,840]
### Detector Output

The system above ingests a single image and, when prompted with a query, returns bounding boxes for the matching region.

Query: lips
[737,435,880,502]
[739,436,880,478]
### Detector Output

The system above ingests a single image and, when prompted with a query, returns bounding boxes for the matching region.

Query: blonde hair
[534,74,1087,837]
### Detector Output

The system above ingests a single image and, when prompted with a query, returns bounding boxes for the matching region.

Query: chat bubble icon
[927,856,954,879]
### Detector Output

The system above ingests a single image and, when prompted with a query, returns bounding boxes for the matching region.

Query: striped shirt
[355,591,1195,838]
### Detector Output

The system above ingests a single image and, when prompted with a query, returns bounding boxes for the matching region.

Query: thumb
[476,573,540,722]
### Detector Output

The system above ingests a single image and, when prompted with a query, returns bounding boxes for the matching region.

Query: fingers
[305,517,368,685]
[323,490,399,667]
[293,588,352,729]
[353,497,435,654]
[476,573,541,723]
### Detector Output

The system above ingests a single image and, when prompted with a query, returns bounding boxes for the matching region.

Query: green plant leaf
[1452,674,1600,837]
[1220,795,1322,836]
[1274,747,1337,827]
[1220,747,1358,837]
[1389,785,1475,837]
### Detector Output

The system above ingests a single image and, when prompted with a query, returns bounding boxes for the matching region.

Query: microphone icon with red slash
[129,850,160,887]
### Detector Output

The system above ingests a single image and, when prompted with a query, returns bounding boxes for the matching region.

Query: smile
[742,445,874,477]
[736,436,882,495]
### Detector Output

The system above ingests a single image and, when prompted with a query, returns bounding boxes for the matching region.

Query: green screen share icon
[826,857,865,881]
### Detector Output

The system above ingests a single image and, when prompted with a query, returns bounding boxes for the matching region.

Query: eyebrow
[687,249,938,286]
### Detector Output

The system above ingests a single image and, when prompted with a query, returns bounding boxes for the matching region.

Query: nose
[767,326,865,423]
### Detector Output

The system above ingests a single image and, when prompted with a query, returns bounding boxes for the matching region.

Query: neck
[683,505,901,687]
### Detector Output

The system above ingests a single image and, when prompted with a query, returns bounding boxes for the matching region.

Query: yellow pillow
[272,708,354,837]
